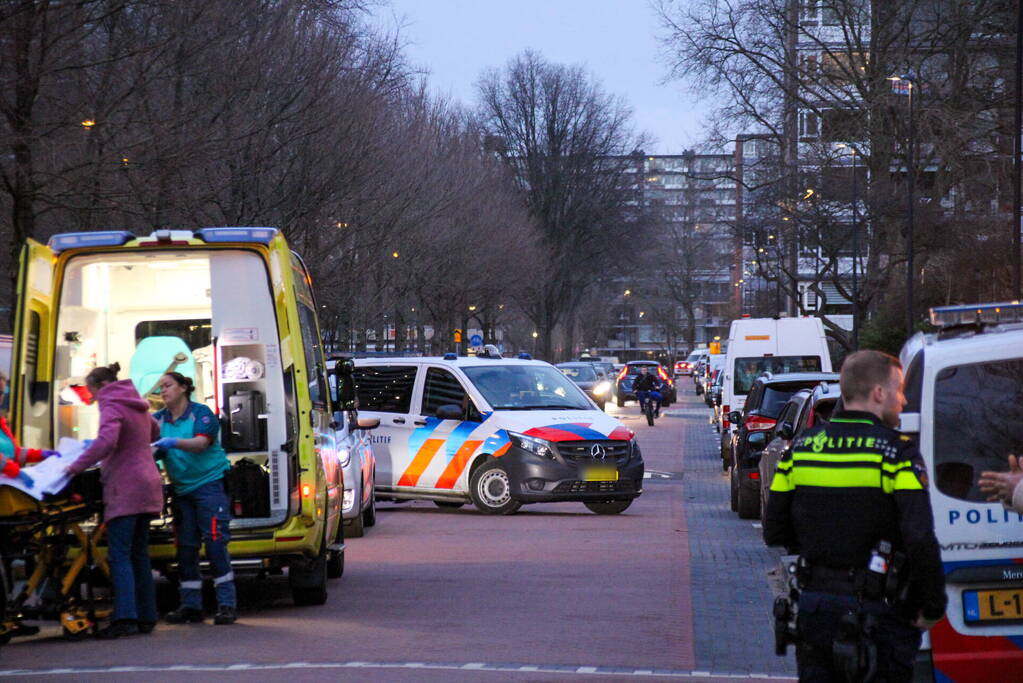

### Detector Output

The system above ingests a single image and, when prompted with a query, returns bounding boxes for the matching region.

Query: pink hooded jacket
[68,379,164,520]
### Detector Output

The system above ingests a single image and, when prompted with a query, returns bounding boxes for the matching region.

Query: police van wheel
[469,461,521,515]
[584,500,632,515]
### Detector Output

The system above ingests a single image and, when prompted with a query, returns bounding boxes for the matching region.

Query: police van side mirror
[436,404,462,420]
[777,423,794,440]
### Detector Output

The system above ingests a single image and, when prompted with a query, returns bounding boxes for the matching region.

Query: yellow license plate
[964,588,1023,624]
[582,467,619,482]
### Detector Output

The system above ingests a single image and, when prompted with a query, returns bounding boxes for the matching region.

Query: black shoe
[138,621,156,634]
[10,622,40,638]
[165,606,204,624]
[96,620,139,639]
[213,605,237,625]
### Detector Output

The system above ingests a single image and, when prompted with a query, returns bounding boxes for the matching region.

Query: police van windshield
[733,356,822,395]
[463,365,591,410]
[933,359,1023,502]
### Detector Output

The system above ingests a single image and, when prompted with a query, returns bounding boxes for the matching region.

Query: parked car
[696,355,725,396]
[758,382,839,523]
[676,349,707,377]
[615,361,677,407]
[557,362,611,410]
[329,360,380,538]
[727,371,839,519]
[708,370,725,432]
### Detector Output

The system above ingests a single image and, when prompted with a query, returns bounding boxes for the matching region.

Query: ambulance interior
[49,250,289,526]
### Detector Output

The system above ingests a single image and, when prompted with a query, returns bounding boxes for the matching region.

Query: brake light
[748,471,760,480]
[745,416,777,432]
[657,367,670,382]
[616,367,628,381]
[723,405,730,428]
[301,484,312,498]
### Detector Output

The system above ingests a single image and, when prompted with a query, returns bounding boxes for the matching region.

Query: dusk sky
[373,0,718,154]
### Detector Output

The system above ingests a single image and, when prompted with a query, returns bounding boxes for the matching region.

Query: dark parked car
[758,382,840,523]
[727,372,840,519]
[615,361,677,407]
[556,362,611,410]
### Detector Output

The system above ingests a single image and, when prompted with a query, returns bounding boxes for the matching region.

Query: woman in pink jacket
[67,363,164,639]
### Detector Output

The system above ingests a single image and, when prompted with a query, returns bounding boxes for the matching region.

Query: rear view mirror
[777,423,794,440]
[436,404,462,420]
[728,411,742,425]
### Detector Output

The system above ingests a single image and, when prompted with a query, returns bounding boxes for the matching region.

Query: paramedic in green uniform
[152,372,237,625]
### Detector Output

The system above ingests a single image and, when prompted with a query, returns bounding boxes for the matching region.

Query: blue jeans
[636,390,662,413]
[173,479,235,609]
[106,514,158,624]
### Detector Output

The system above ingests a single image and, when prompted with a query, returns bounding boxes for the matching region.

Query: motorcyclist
[633,367,663,418]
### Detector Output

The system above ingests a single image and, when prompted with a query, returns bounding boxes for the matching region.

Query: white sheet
[0,437,87,500]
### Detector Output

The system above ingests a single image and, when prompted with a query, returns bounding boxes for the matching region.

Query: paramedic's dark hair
[164,372,195,399]
[839,350,901,403]
[86,362,121,389]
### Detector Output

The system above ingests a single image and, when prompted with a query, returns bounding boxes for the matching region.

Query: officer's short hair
[840,350,901,403]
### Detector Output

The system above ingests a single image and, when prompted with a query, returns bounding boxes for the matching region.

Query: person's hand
[15,471,34,488]
[151,437,178,450]
[82,439,94,448]
[40,450,60,459]
[914,612,942,630]
[979,454,1023,504]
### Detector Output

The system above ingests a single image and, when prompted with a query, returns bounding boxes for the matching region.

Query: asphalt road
[0,391,796,682]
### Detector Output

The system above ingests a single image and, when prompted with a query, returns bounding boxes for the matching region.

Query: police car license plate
[582,467,618,482]
[963,588,1023,624]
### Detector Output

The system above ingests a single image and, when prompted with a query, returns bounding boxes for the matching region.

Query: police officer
[764,350,946,682]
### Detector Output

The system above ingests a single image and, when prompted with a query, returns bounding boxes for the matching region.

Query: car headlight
[508,432,555,459]
[339,447,351,467]
[592,381,610,396]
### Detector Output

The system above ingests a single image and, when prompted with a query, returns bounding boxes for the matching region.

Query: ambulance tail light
[301,484,312,498]
[722,405,730,428]
[196,227,278,244]
[49,230,135,253]
[745,415,777,432]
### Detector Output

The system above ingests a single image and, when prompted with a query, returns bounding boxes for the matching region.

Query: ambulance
[899,302,1023,680]
[11,228,346,606]
[352,349,644,515]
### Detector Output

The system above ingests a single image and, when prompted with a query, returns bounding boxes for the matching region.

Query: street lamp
[836,143,861,349]
[890,73,917,336]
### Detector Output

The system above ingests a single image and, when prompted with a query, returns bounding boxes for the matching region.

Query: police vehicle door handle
[413,419,427,426]
[393,417,406,424]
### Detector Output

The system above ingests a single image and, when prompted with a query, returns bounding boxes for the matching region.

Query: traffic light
[453,329,462,343]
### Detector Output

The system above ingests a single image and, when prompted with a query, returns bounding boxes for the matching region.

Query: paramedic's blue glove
[83,439,94,448]
[16,471,34,488]
[40,450,60,459]
[151,437,178,450]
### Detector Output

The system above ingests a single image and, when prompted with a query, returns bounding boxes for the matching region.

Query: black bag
[227,458,270,518]
[224,390,266,452]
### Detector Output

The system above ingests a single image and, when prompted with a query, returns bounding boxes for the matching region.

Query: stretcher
[0,469,110,641]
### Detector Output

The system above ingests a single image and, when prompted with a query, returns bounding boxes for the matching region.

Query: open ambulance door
[11,239,56,449]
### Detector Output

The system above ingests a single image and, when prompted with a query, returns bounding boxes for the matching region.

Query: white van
[352,350,644,515]
[898,303,1023,679]
[720,316,832,437]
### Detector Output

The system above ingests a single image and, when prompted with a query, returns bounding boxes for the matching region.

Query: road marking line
[0,660,797,679]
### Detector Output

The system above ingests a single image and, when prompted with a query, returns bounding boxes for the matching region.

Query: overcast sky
[372,0,718,154]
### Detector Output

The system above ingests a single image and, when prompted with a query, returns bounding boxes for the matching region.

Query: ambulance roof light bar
[195,227,277,244]
[48,230,135,253]
[930,302,1023,328]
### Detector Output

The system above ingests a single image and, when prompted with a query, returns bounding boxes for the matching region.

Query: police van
[11,228,347,606]
[899,302,1023,679]
[352,349,644,515]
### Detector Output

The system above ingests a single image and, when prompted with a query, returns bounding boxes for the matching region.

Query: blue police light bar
[195,227,277,244]
[443,352,458,360]
[48,231,135,253]
[517,352,533,360]
[930,302,1023,328]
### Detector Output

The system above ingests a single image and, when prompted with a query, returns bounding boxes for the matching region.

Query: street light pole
[892,74,918,337]
[850,147,860,349]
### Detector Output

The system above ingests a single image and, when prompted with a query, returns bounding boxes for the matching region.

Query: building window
[799,111,820,141]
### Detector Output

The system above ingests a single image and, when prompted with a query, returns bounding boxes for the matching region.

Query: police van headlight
[339,447,351,467]
[509,432,555,459]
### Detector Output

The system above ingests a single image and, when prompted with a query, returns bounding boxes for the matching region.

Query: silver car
[329,360,379,538]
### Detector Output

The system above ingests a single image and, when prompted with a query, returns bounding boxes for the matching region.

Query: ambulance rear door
[11,239,57,448]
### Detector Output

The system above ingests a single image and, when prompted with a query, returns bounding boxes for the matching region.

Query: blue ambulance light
[195,227,277,244]
[517,352,533,360]
[48,231,135,253]
[930,302,1023,328]
[443,352,458,360]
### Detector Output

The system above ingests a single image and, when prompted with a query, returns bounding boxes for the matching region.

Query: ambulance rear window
[933,359,1023,502]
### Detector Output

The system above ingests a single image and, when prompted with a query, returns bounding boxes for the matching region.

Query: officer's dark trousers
[795,591,921,683]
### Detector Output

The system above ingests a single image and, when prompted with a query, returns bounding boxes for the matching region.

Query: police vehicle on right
[900,302,1023,680]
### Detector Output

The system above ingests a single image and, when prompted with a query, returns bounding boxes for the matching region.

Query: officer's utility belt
[803,565,863,596]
